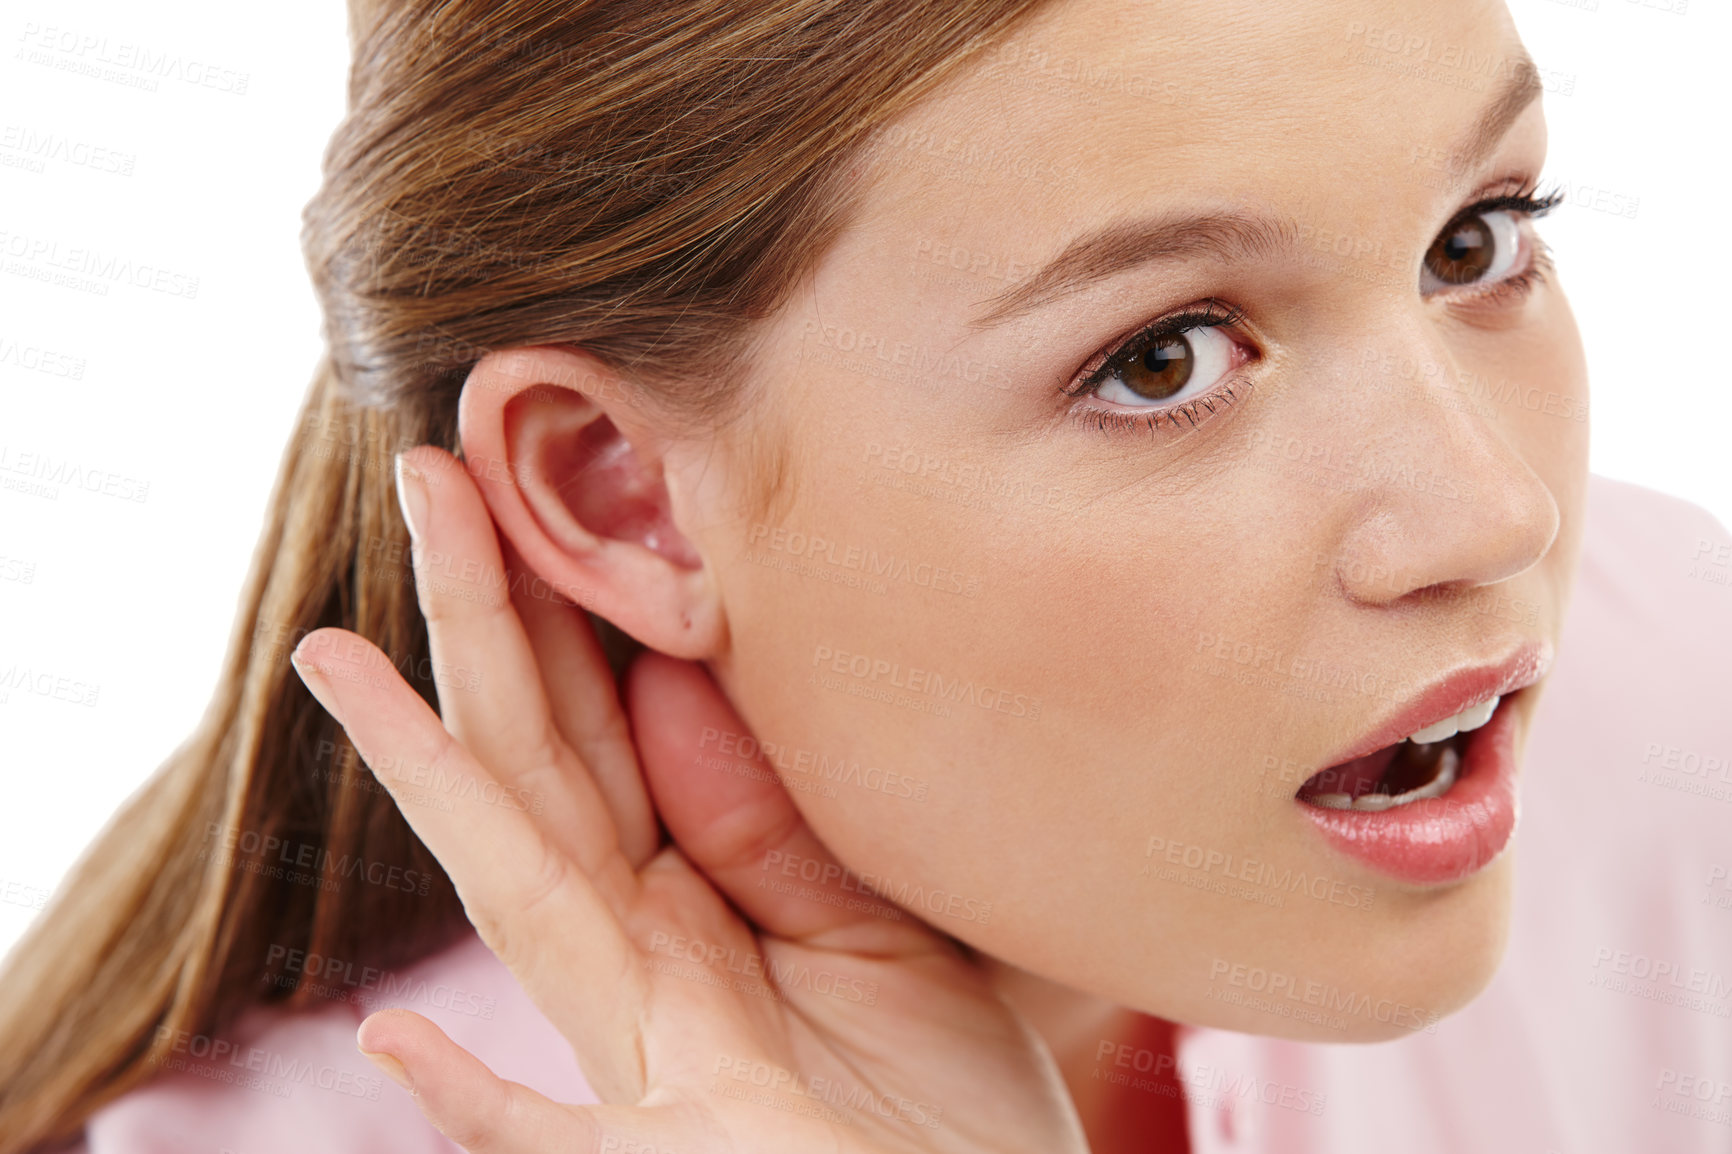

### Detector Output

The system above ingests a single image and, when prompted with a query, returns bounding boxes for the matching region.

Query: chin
[1371,852,1520,1033]
[1145,850,1520,1043]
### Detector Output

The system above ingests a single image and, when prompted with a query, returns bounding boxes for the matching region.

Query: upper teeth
[1306,697,1504,814]
[1404,695,1499,745]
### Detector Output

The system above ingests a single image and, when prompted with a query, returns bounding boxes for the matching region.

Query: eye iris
[1123,334,1193,399]
[1426,214,1496,284]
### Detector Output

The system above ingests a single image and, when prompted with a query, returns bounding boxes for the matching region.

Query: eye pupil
[1426,214,1496,284]
[1127,335,1193,399]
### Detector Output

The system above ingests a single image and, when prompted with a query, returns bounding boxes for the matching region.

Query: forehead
[843,0,1531,282]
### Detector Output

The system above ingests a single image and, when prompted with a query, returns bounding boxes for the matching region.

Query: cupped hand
[288,445,1088,1154]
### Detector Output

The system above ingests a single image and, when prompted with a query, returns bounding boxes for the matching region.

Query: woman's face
[671,0,1589,1039]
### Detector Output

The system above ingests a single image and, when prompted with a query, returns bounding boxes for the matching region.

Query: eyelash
[1061,299,1252,437]
[1434,179,1562,307]
[1065,181,1564,439]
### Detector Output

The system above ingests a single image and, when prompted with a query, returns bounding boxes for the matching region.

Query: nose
[1329,338,1560,608]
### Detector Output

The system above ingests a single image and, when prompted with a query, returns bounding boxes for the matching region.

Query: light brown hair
[0,1,1050,1148]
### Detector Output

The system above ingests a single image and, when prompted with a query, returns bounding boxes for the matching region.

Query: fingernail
[288,639,321,681]
[361,1047,413,1092]
[395,453,429,545]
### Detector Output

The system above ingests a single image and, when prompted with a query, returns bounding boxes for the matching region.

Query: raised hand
[288,444,1089,1154]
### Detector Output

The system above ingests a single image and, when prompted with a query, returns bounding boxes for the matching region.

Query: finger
[505,535,658,868]
[395,444,626,871]
[394,444,554,764]
[626,653,937,953]
[357,1009,596,1154]
[291,631,649,1100]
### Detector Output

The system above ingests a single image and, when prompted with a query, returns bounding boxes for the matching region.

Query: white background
[0,0,1726,962]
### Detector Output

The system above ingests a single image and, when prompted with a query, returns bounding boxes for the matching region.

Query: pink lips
[1295,641,1552,886]
[1298,691,1522,885]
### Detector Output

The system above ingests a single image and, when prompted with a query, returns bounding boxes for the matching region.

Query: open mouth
[1297,695,1500,813]
[1290,641,1550,884]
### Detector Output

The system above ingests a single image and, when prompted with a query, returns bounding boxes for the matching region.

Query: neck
[981,959,1191,1154]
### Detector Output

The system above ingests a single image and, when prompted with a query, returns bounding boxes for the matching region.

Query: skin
[291,0,1590,1148]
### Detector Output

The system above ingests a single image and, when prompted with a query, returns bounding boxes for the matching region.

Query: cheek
[708,466,1203,892]
[705,455,1361,984]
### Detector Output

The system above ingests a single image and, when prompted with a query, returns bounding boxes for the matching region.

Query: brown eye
[1121,334,1193,399]
[1090,324,1237,409]
[1421,209,1523,291]
[1427,216,1494,283]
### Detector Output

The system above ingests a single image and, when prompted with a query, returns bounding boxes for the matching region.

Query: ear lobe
[456,346,726,661]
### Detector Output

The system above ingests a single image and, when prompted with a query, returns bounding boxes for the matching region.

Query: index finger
[395,444,645,872]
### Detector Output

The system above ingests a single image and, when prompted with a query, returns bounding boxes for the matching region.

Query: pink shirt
[69,474,1732,1152]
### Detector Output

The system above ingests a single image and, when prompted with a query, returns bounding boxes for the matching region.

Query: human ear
[455,345,726,660]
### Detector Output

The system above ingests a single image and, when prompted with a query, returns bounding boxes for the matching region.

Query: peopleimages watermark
[150,1028,381,1101]
[0,333,86,379]
[797,318,1015,393]
[0,554,36,585]
[0,229,199,300]
[1190,629,1411,707]
[907,235,1031,289]
[0,442,148,503]
[256,619,483,696]
[296,410,422,478]
[1638,739,1732,805]
[810,643,1042,722]
[1705,864,1732,915]
[0,877,51,911]
[1688,537,1732,592]
[352,525,598,611]
[743,522,982,599]
[598,1141,679,1154]
[1091,1039,1327,1117]
[1241,427,1477,503]
[1626,0,1688,15]
[0,123,135,176]
[198,823,433,897]
[1308,552,1541,626]
[1654,1067,1732,1129]
[977,32,1199,109]
[760,849,992,926]
[261,944,497,1019]
[644,931,880,1007]
[1205,958,1441,1035]
[710,1055,943,1131]
[1342,21,1575,96]
[696,726,929,802]
[1142,835,1376,912]
[860,118,1080,193]
[692,733,837,799]
[858,441,1084,517]
[15,22,250,95]
[309,738,545,816]
[1356,348,1589,423]
[0,662,100,707]
[1587,947,1732,1018]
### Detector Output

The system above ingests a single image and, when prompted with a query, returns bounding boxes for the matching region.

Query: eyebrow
[968,48,1545,330]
